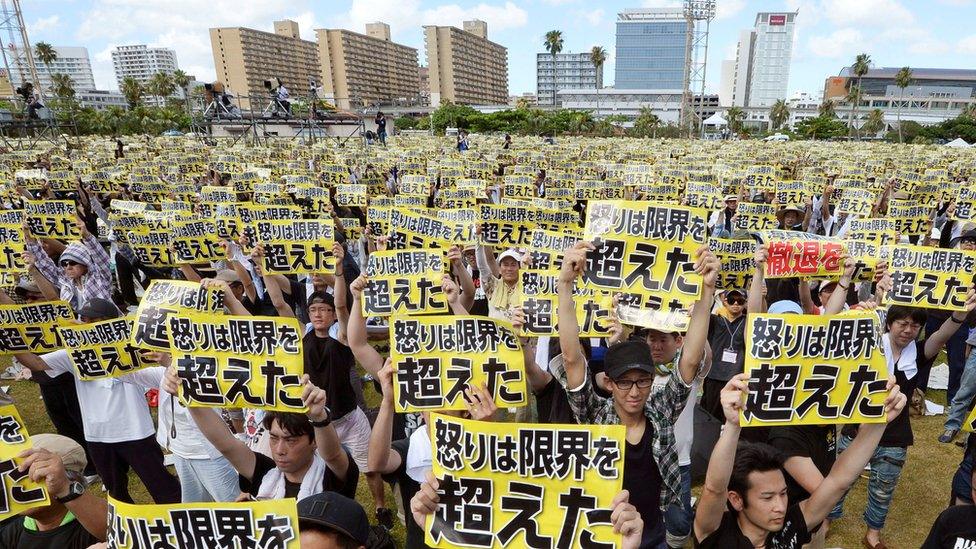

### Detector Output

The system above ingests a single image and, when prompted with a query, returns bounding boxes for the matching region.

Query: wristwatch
[56,481,85,504]
[310,405,332,428]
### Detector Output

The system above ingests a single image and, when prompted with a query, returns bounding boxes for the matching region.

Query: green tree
[120,77,143,109]
[544,30,563,106]
[861,108,886,136]
[34,42,56,68]
[394,116,419,130]
[726,107,745,135]
[845,84,861,136]
[590,46,607,117]
[793,115,849,140]
[850,52,871,138]
[769,98,790,130]
[149,72,175,106]
[49,73,75,99]
[818,99,836,118]
[632,107,661,137]
[172,69,191,112]
[964,103,976,120]
[893,66,913,143]
[430,101,479,133]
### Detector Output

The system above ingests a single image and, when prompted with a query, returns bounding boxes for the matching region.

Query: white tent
[703,112,727,127]
[945,137,971,148]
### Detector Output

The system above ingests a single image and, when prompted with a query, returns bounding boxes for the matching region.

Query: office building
[317,22,420,110]
[424,19,508,106]
[721,12,796,108]
[823,67,976,127]
[614,8,689,90]
[11,46,96,93]
[210,19,319,110]
[76,90,128,111]
[418,65,430,105]
[536,52,603,107]
[112,45,178,88]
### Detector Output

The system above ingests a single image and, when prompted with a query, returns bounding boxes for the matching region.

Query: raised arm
[475,223,500,279]
[252,245,294,318]
[824,256,855,315]
[799,378,906,530]
[224,240,257,304]
[79,220,112,298]
[346,275,385,376]
[21,252,59,301]
[748,244,767,313]
[924,288,976,360]
[679,245,720,384]
[19,448,108,541]
[202,279,251,316]
[694,374,748,542]
[557,241,594,390]
[332,243,349,345]
[442,274,468,316]
[448,246,475,312]
[302,376,350,481]
[23,231,63,291]
[367,361,403,475]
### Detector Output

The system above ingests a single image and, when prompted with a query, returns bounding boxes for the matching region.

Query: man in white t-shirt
[13,298,181,504]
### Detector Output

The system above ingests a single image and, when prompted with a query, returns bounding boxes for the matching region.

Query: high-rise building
[11,46,96,93]
[536,52,603,107]
[424,20,508,106]
[721,12,796,108]
[210,20,319,110]
[418,65,430,105]
[614,8,688,90]
[316,22,420,110]
[112,45,179,88]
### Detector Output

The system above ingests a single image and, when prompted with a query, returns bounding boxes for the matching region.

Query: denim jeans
[664,464,693,548]
[827,434,907,530]
[172,454,241,503]
[945,350,976,431]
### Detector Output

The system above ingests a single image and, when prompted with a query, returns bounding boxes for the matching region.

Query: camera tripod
[262,93,291,119]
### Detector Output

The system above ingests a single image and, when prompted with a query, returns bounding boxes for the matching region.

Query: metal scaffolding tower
[680,0,716,137]
[0,0,38,95]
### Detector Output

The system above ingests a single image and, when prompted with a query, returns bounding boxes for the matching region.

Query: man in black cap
[11,297,182,505]
[298,492,370,548]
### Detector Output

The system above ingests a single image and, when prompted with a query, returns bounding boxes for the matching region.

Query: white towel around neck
[257,453,327,500]
[882,333,918,380]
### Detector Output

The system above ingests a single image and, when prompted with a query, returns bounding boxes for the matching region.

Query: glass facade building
[614,9,688,90]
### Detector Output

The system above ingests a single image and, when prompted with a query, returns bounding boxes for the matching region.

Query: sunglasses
[60,259,81,267]
[727,297,745,305]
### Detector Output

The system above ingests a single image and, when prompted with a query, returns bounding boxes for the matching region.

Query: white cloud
[959,34,976,54]
[28,15,60,35]
[641,0,682,8]
[880,28,950,55]
[821,0,914,28]
[420,2,528,30]
[338,0,526,37]
[540,0,579,5]
[807,27,863,58]
[937,0,973,5]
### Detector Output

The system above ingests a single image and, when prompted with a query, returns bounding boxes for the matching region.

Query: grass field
[3,359,963,549]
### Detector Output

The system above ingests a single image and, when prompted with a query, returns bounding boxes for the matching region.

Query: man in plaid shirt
[24,216,113,312]
[554,241,720,548]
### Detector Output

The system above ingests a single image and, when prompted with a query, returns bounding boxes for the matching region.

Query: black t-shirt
[706,314,747,381]
[767,425,836,505]
[695,504,811,549]
[922,505,976,548]
[382,438,431,549]
[240,449,359,499]
[303,330,357,420]
[534,377,577,425]
[0,517,98,549]
[624,418,665,548]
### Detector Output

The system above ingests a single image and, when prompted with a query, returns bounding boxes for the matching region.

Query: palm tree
[34,42,56,68]
[590,46,607,119]
[850,53,871,139]
[149,72,175,106]
[769,98,790,131]
[634,107,661,137]
[726,107,745,135]
[544,30,563,106]
[49,73,75,99]
[120,77,143,109]
[964,103,976,120]
[172,69,191,112]
[818,99,836,118]
[894,66,913,143]
[845,85,861,136]
[861,108,885,136]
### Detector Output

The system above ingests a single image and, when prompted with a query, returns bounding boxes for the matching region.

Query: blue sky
[21,0,976,98]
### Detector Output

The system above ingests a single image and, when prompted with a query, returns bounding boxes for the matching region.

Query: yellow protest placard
[955,185,976,222]
[255,219,335,274]
[127,231,175,267]
[0,223,25,274]
[171,220,226,264]
[528,229,581,270]
[479,204,537,248]
[742,311,889,427]
[847,218,898,245]
[709,237,755,290]
[390,316,526,412]
[885,244,976,311]
[107,497,300,549]
[426,414,625,549]
[25,200,80,239]
[57,318,153,380]
[363,249,448,317]
[733,202,778,231]
[519,270,614,337]
[0,405,50,520]
[757,230,846,279]
[0,301,74,355]
[132,280,224,351]
[389,209,471,249]
[582,200,706,312]
[845,239,883,283]
[336,183,368,207]
[888,199,932,239]
[168,312,306,412]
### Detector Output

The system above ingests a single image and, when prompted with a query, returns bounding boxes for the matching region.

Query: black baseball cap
[725,288,747,299]
[76,298,122,320]
[950,229,976,247]
[603,340,654,380]
[297,492,369,545]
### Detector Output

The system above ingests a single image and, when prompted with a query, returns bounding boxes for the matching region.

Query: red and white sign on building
[769,14,787,25]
